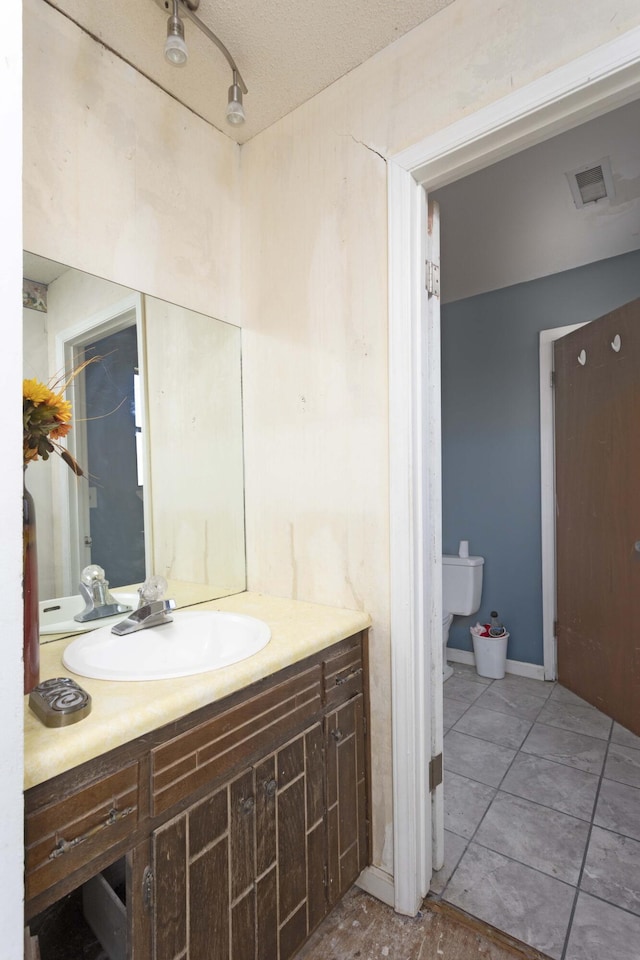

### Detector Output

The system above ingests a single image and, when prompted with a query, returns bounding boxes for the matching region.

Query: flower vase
[23,478,40,694]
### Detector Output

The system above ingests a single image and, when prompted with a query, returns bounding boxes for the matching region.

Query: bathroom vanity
[24,593,371,959]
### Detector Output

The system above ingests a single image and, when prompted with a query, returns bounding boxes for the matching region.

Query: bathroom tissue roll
[458,540,469,558]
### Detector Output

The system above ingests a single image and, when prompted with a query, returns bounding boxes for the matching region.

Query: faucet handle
[81,564,106,585]
[138,575,168,606]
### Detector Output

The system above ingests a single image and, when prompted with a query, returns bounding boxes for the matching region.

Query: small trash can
[471,629,509,679]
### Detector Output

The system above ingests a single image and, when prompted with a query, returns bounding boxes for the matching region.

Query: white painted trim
[388,161,431,917]
[356,866,395,908]
[0,3,24,954]
[425,200,445,878]
[539,323,589,681]
[446,647,546,682]
[388,27,640,915]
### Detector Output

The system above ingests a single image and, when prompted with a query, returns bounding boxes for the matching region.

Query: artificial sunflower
[23,361,96,476]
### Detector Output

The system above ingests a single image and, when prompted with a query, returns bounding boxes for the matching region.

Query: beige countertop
[24,590,370,791]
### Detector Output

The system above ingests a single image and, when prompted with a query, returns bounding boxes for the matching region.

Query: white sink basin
[39,593,139,636]
[62,610,272,681]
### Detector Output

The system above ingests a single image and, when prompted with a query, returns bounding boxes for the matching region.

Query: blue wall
[441,249,640,665]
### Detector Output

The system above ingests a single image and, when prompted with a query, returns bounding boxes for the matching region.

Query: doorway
[435,98,640,680]
[386,19,640,930]
[74,322,145,588]
[428,105,640,956]
[56,293,149,595]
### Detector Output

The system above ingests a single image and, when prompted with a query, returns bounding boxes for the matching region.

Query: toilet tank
[443,555,484,616]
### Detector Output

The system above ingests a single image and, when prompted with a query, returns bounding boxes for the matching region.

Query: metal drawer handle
[240,796,255,814]
[331,729,344,742]
[264,778,277,798]
[48,805,135,860]
[335,667,362,686]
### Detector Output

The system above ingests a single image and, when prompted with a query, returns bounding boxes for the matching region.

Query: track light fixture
[155,0,248,126]
[164,1,187,66]
[226,70,245,125]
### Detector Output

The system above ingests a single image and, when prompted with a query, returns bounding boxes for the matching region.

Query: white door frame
[539,323,589,681]
[387,27,640,917]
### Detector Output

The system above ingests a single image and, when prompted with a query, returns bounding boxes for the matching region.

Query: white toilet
[442,554,484,680]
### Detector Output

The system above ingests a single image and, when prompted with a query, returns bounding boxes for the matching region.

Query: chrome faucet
[110,575,176,635]
[110,598,176,635]
[74,565,132,623]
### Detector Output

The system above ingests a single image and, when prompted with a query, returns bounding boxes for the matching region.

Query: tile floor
[432,662,640,960]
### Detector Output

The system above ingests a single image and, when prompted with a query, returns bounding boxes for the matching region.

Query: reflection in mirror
[23,253,246,618]
[74,321,145,586]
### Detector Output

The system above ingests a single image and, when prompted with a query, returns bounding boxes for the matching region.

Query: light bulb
[226,83,245,125]
[165,5,187,67]
[165,31,188,66]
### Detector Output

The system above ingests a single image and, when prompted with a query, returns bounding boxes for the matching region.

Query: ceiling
[432,97,640,303]
[44,0,455,143]
[32,3,640,300]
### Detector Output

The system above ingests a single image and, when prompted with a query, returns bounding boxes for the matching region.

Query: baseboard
[446,647,545,681]
[356,865,395,907]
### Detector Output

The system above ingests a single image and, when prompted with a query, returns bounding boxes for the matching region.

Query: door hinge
[142,866,154,913]
[363,714,367,736]
[429,753,443,792]
[425,260,440,298]
[551,370,556,388]
[553,619,558,638]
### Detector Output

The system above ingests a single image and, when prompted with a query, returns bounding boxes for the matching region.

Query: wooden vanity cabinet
[25,632,369,960]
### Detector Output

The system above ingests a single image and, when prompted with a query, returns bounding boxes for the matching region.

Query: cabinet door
[325,694,368,906]
[151,722,326,960]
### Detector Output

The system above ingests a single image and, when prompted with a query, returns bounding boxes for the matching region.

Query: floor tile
[603,741,640,789]
[594,778,640,841]
[473,685,548,722]
[444,843,575,959]
[548,684,593,707]
[443,771,496,839]
[450,661,492,684]
[564,891,640,960]
[452,704,532,750]
[474,792,589,884]
[442,674,487,704]
[521,723,607,775]
[581,826,640,916]
[443,697,469,733]
[536,697,613,741]
[430,830,468,895]
[490,674,555,701]
[500,752,599,821]
[612,722,640,751]
[444,730,516,787]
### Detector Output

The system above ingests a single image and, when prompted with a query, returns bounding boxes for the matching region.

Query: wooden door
[554,297,640,735]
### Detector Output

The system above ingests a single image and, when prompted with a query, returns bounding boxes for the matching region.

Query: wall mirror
[23,252,246,619]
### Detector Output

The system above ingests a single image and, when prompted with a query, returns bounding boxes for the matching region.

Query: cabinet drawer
[323,635,364,705]
[151,664,323,816]
[25,763,139,902]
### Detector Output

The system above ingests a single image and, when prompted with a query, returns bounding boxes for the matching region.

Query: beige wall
[240,0,640,872]
[22,0,640,881]
[23,0,241,325]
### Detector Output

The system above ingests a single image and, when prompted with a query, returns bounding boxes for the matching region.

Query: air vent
[566,157,615,208]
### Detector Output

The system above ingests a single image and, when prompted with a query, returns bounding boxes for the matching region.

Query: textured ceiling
[44,0,455,143]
